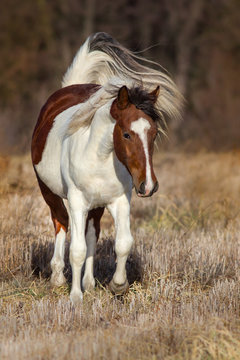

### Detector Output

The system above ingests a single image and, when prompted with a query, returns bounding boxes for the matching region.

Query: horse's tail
[62,33,116,88]
[62,32,183,125]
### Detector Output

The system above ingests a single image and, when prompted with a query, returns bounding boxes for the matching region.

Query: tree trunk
[83,0,95,39]
[176,0,204,96]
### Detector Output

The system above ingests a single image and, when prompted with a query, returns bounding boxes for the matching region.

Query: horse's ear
[117,86,130,110]
[149,86,160,103]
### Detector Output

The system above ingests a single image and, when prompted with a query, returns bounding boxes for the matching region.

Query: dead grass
[0,151,240,359]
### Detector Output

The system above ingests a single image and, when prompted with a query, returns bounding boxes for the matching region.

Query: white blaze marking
[130,118,153,192]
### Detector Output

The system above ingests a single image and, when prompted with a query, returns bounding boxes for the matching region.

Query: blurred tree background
[0,0,239,153]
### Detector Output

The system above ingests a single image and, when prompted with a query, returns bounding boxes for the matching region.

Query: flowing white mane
[63,32,183,135]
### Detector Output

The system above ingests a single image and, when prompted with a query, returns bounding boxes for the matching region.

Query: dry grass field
[0,151,240,359]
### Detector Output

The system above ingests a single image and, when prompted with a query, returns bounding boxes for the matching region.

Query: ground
[0,151,240,359]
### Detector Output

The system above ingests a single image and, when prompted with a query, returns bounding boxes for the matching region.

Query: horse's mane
[63,32,183,136]
[127,86,162,123]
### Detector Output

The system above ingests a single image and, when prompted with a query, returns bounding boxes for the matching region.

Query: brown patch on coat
[31,84,101,165]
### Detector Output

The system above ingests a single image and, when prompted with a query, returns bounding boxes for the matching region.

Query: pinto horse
[31,32,182,304]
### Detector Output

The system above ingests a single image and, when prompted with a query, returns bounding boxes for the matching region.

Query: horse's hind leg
[82,207,104,291]
[107,194,133,295]
[36,174,69,286]
[50,215,68,286]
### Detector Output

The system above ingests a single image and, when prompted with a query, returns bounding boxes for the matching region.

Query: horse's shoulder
[31,84,101,165]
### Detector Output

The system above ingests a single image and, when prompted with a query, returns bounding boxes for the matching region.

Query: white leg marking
[107,194,133,293]
[82,219,96,291]
[68,191,88,304]
[131,118,153,192]
[50,228,66,286]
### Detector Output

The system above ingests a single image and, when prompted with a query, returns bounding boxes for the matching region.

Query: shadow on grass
[31,237,142,288]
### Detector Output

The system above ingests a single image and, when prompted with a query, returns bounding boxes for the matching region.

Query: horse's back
[31,84,100,197]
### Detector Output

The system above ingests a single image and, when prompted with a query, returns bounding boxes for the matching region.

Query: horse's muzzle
[136,181,159,197]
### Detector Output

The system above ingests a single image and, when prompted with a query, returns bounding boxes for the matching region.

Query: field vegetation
[0,151,240,359]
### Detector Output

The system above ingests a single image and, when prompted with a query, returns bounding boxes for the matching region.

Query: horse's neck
[86,101,115,160]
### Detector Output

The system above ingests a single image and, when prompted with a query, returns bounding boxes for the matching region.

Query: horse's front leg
[68,190,88,304]
[107,194,133,295]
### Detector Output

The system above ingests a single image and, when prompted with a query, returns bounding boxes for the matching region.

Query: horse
[31,32,182,304]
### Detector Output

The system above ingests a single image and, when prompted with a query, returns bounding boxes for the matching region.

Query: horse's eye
[123,132,131,140]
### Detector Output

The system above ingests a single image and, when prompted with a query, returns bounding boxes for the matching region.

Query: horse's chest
[70,156,131,206]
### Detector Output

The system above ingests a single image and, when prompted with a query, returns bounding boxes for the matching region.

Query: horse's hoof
[109,279,129,295]
[70,290,83,305]
[50,272,66,287]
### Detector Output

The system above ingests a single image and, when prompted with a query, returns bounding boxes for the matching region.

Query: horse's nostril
[148,181,159,197]
[153,181,159,193]
[138,181,145,195]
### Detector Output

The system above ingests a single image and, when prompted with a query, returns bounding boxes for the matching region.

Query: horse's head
[111,85,160,197]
